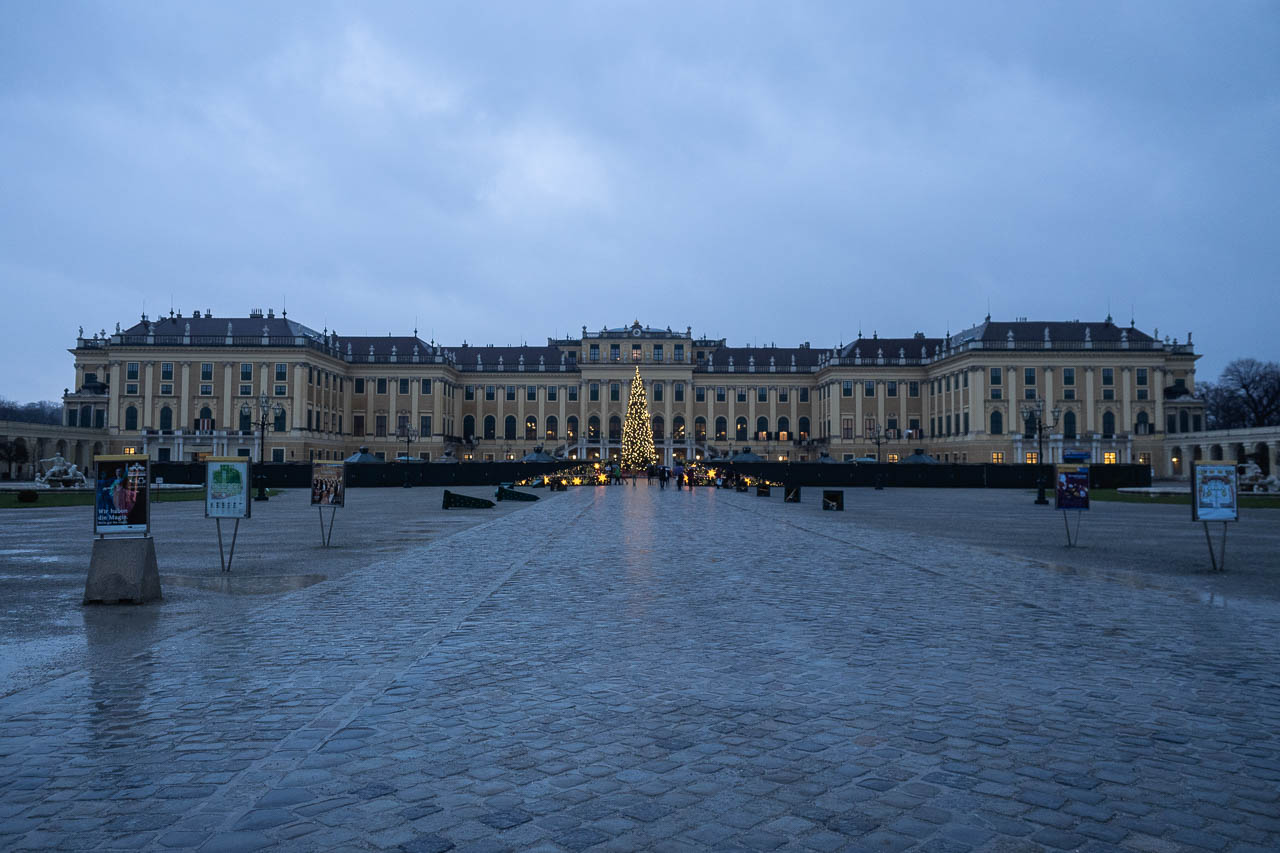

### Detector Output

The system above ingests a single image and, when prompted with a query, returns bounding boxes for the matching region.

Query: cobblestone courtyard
[2,485,1279,852]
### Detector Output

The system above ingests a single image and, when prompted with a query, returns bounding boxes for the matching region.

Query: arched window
[609,416,621,441]
[505,415,517,440]
[198,406,214,431]
[525,415,537,440]
[777,416,789,437]
[735,417,748,441]
[652,416,664,440]
[1179,410,1189,433]
[124,406,138,431]
[694,417,706,441]
[239,410,251,432]
[756,416,768,439]
[160,406,173,431]
[673,415,686,440]
[567,415,579,440]
[798,417,810,440]
[545,415,558,440]
[463,414,476,439]
[273,410,286,432]
[1062,410,1077,439]
[714,416,727,440]
[587,416,599,440]
[990,411,1003,435]
[1136,411,1149,434]
[1102,411,1116,438]
[483,415,496,440]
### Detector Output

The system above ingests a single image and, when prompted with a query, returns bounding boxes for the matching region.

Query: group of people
[646,463,688,490]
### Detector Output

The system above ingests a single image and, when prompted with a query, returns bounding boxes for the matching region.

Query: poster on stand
[310,461,346,507]
[1192,462,1238,522]
[206,457,251,519]
[94,455,151,535]
[1054,465,1090,511]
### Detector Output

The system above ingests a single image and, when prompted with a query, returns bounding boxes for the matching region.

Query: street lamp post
[242,391,284,501]
[396,415,419,488]
[1020,399,1062,505]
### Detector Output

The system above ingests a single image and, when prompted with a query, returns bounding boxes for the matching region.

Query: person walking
[673,462,684,490]
[659,466,669,490]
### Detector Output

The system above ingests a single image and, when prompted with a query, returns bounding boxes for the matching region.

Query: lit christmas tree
[620,366,658,470]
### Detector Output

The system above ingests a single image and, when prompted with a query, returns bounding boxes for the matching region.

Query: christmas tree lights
[620,366,658,470]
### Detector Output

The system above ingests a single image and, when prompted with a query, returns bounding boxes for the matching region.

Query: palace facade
[64,309,1204,474]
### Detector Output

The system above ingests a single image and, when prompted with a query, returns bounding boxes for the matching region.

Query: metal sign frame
[93,454,151,537]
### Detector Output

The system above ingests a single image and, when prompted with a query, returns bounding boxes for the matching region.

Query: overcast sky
[2,1,1276,402]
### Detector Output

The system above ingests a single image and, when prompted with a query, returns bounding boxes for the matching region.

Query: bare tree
[0,439,30,479]
[1218,359,1280,427]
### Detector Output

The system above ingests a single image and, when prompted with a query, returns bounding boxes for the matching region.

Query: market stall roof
[344,446,384,464]
[815,451,843,464]
[519,448,556,462]
[899,449,941,464]
[730,447,765,462]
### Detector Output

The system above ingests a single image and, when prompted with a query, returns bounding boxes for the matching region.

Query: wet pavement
[1,485,1279,851]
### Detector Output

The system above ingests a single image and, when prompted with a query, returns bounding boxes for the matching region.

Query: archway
[1171,446,1184,477]
[1210,445,1223,460]
[1256,442,1271,475]
[1062,410,1077,439]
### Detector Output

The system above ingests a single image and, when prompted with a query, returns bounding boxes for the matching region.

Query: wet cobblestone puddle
[2,485,1279,851]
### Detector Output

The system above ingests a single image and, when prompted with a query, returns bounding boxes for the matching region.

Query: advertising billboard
[311,461,346,507]
[1192,462,1238,522]
[94,455,150,535]
[205,457,251,519]
[1054,465,1090,511]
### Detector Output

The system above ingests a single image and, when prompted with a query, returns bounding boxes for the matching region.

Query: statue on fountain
[35,453,87,489]
[1239,459,1279,494]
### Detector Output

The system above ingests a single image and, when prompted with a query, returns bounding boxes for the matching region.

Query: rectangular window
[799,388,809,403]
[736,389,747,403]
[239,384,252,396]
[963,372,968,388]
[963,412,969,433]
[631,344,641,362]
[239,362,252,381]
[422,378,432,394]
[991,451,1004,464]
[1137,389,1148,400]
[716,387,726,402]
[991,388,1003,400]
[1025,452,1039,464]
[778,388,787,403]
[908,381,919,398]
[1024,388,1036,400]
[674,344,684,362]
[864,381,875,397]
[757,387,767,403]
[420,415,432,435]
[161,362,174,381]
[842,381,853,397]
[1062,367,1075,386]
[1024,367,1035,386]
[590,383,599,401]
[696,386,706,402]
[201,362,214,381]
[375,415,387,437]
[567,385,578,402]
[377,378,387,395]
[200,383,213,396]
[547,385,558,401]
[674,382,684,402]
[355,378,365,393]
[653,382,664,402]
[1063,389,1076,400]
[990,367,1002,385]
[274,384,287,396]
[1138,452,1151,466]
[125,383,138,395]
[945,376,950,392]
[275,363,287,382]
[1102,367,1114,386]
[506,385,516,401]
[653,344,663,362]
[399,378,409,395]
[589,344,599,362]
[1103,451,1118,465]
[308,367,314,385]
[1137,368,1148,386]
[160,383,173,396]
[887,453,899,463]
[307,411,313,430]
[354,415,365,435]
[464,384,474,400]
[610,382,620,402]
[126,362,139,381]
[1103,389,1115,400]
[610,344,620,361]
[486,385,496,401]
[841,418,854,439]
[863,418,876,437]
[527,385,536,402]
[886,381,897,397]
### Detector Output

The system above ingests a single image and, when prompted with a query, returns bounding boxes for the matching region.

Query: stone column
[222,363,234,430]
[1085,367,1096,435]
[971,368,985,435]
[143,363,154,429]
[1122,367,1132,433]
[1154,368,1165,432]
[180,363,191,429]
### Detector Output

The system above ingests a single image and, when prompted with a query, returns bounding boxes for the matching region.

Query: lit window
[991,451,1004,464]
[1025,452,1038,464]
[1104,451,1118,465]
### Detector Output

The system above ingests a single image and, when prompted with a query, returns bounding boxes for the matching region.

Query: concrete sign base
[84,538,162,604]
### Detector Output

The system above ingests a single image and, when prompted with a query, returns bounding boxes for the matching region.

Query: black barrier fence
[151,460,581,489]
[716,462,1151,490]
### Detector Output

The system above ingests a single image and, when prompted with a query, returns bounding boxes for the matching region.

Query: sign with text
[310,461,346,507]
[205,457,251,519]
[94,455,150,535]
[1055,465,1090,511]
[1192,462,1238,522]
